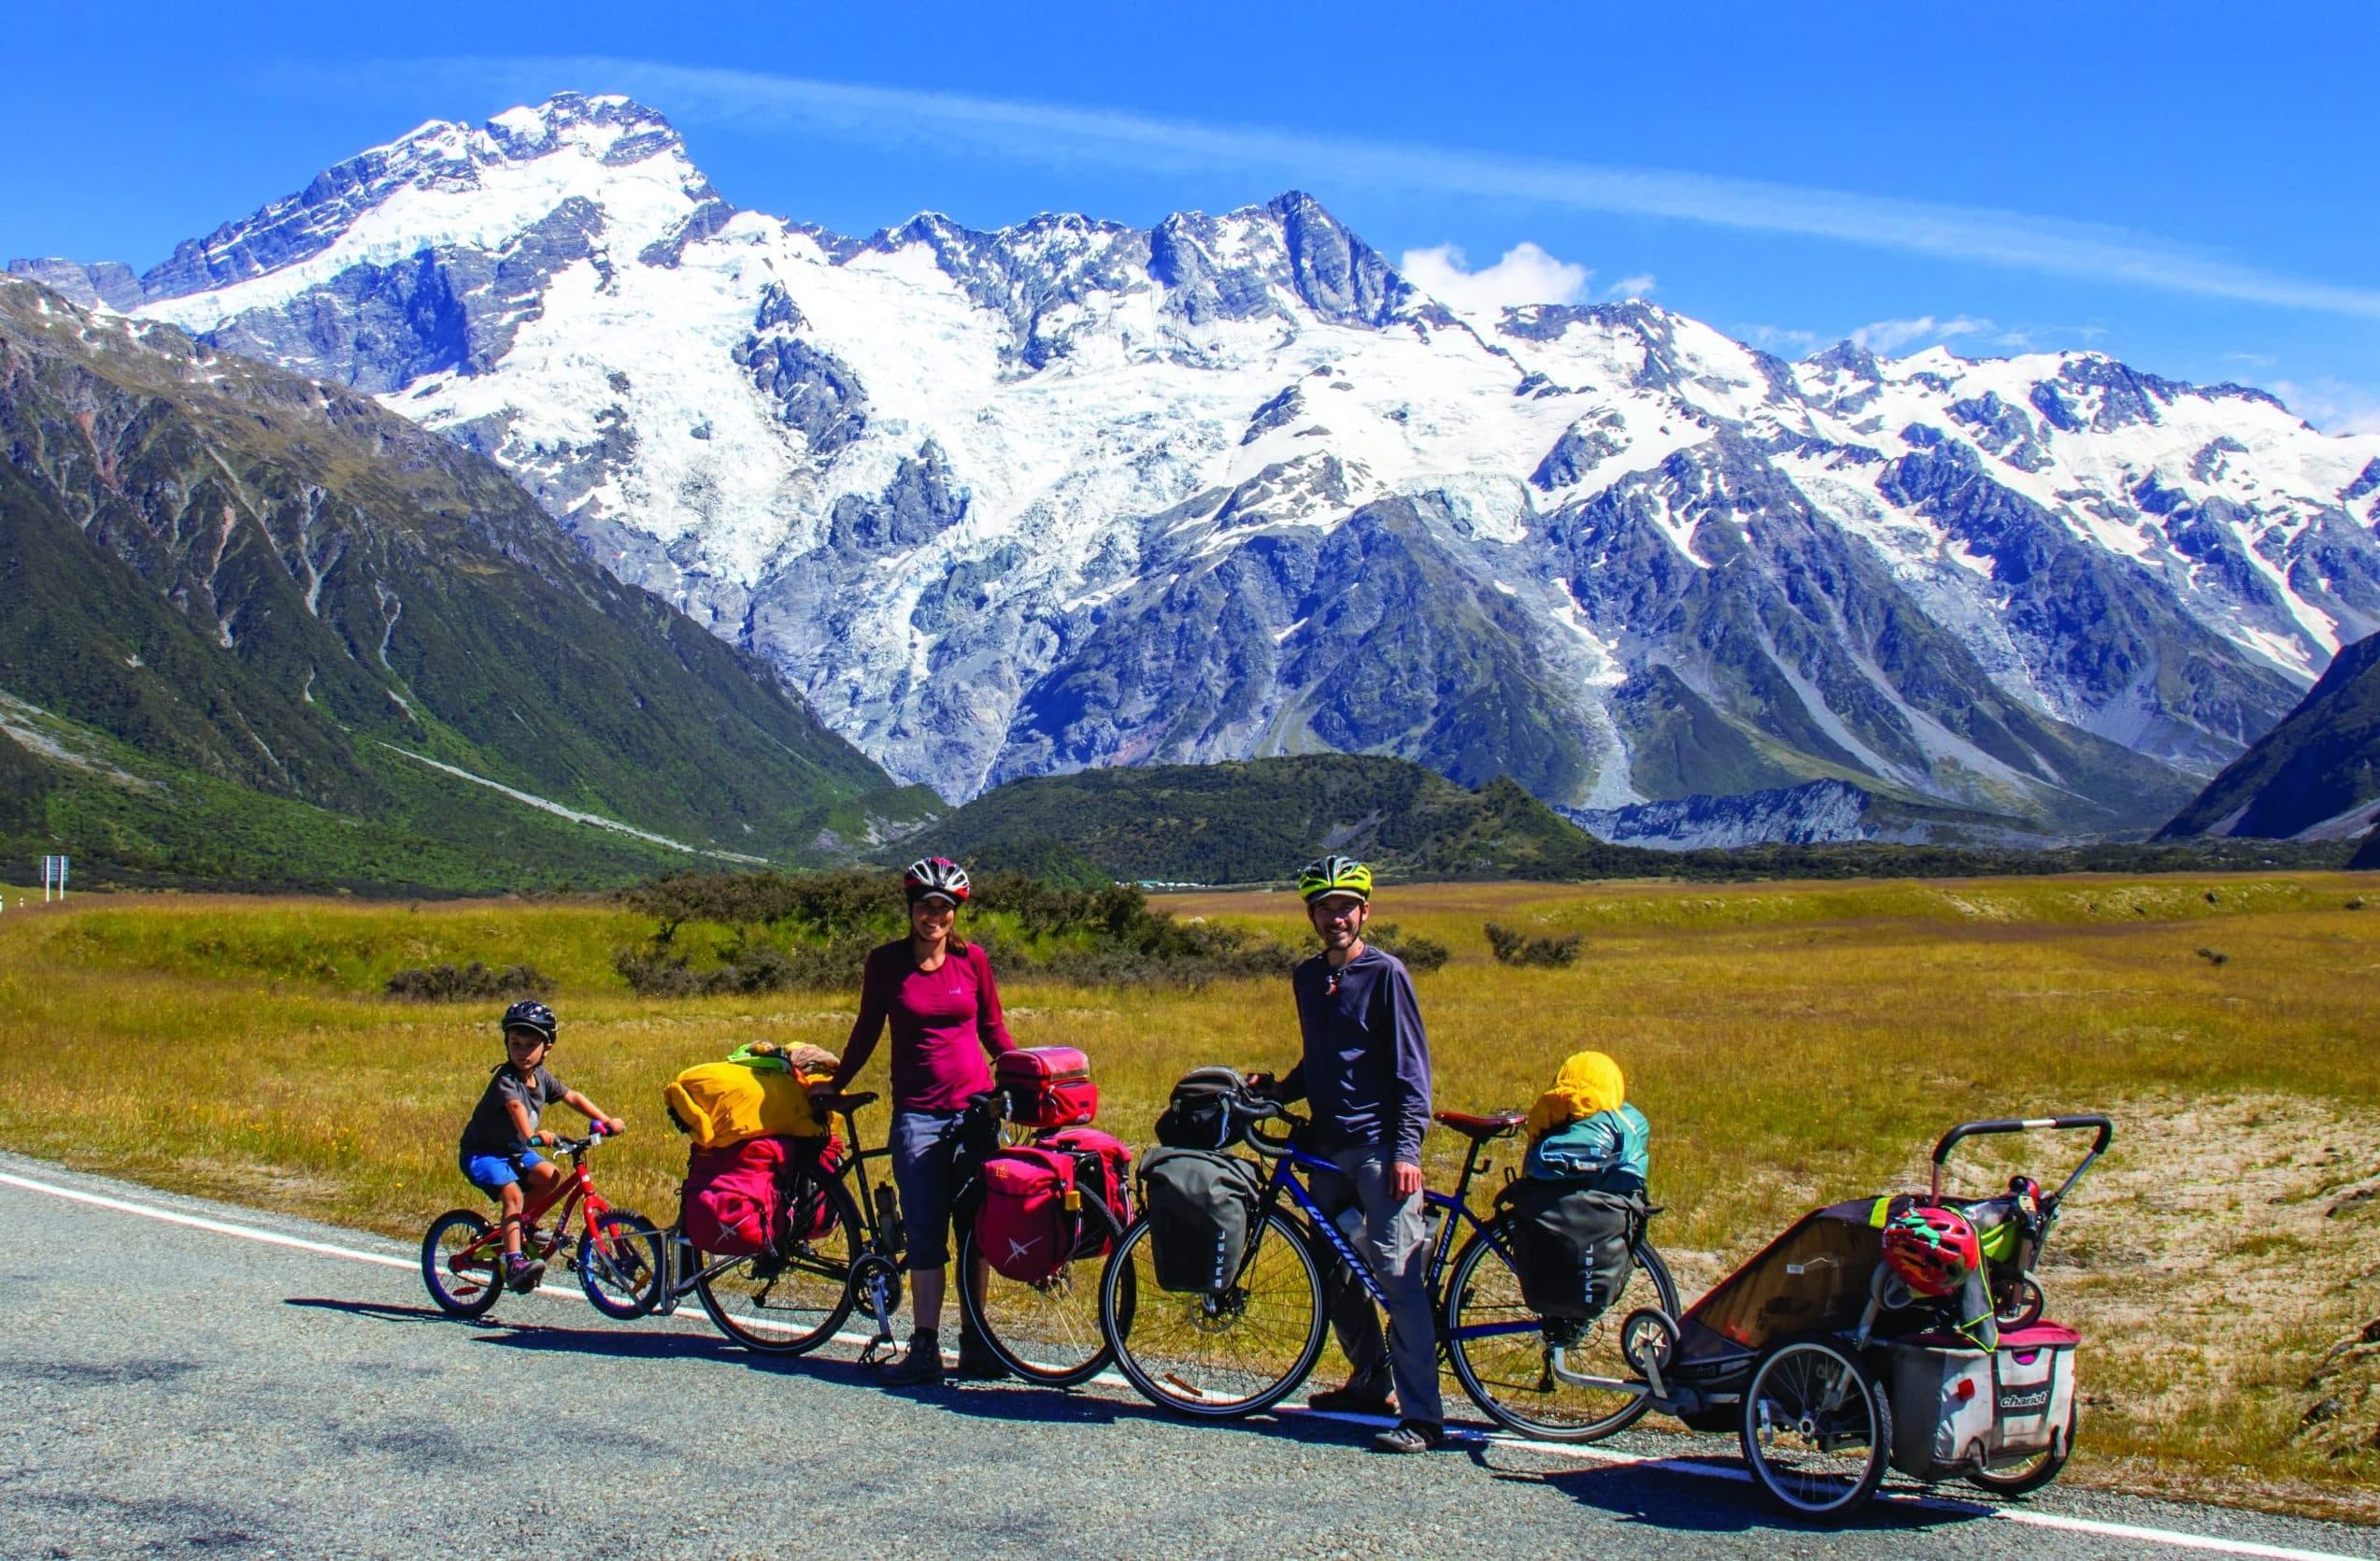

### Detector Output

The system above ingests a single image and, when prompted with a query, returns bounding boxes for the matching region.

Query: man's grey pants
[1309,1142,1444,1425]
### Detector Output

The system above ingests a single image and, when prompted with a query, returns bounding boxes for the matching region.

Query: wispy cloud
[1605,273,1657,300]
[1399,242,1589,316]
[2271,378,2380,437]
[395,57,2380,322]
[1849,314,1998,353]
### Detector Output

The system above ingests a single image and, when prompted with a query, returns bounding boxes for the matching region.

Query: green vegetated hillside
[0,279,933,889]
[900,752,2361,887]
[905,752,1703,883]
[2161,630,2380,841]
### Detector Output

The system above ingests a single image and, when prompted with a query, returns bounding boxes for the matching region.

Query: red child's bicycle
[421,1128,665,1320]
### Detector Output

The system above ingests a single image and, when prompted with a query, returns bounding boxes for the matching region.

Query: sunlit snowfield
[2,873,2374,1517]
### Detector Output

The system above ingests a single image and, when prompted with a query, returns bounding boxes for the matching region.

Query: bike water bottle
[876,1181,905,1256]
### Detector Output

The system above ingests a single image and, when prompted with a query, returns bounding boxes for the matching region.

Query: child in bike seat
[456,999,623,1293]
[1523,1051,1648,1195]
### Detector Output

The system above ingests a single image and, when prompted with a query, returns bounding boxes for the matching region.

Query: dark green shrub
[385,962,553,1001]
[1484,922,1583,968]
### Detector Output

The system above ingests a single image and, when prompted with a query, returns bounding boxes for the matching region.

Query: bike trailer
[664,1058,829,1150]
[1884,1325,2078,1478]
[997,1046,1098,1129]
[1138,1146,1266,1293]
[1497,1180,1640,1321]
[1155,1066,1255,1150]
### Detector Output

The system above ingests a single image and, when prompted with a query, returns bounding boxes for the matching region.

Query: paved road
[2,1151,2373,1560]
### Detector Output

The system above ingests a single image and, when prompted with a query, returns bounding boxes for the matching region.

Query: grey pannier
[1138,1147,1266,1293]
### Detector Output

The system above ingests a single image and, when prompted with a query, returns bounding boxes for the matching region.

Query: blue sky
[9,2,2376,430]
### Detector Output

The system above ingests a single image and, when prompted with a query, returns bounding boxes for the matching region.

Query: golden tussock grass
[1,873,2375,1517]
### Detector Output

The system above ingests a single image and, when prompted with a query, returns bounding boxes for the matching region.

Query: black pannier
[1155,1065,1256,1150]
[1499,1180,1640,1321]
[1138,1147,1267,1293]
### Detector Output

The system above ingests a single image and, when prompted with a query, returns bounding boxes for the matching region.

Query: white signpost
[39,854,68,903]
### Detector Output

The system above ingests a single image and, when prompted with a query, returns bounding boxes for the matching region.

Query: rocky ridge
[22,92,2380,839]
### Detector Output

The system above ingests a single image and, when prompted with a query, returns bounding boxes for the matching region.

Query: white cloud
[1742,323,1821,355]
[1605,273,1657,300]
[399,57,2380,322]
[1848,314,1998,354]
[1398,241,1589,316]
[2271,378,2380,436]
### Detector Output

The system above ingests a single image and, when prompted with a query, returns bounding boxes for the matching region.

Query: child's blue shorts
[461,1149,547,1195]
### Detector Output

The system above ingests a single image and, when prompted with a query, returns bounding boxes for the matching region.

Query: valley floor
[0,871,2374,1519]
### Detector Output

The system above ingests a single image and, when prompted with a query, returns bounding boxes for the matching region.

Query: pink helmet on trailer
[1882,1205,1982,1298]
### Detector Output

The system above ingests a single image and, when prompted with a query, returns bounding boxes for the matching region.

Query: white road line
[1449,1429,2364,1561]
[2,1166,2362,1561]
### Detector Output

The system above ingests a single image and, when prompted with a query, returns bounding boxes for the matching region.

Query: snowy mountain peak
[23,96,2380,838]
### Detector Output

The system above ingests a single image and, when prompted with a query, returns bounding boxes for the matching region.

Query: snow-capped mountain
[22,93,2380,836]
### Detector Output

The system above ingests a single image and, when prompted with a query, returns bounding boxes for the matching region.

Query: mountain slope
[32,93,2380,838]
[899,752,1659,884]
[0,277,923,883]
[2159,631,2380,840]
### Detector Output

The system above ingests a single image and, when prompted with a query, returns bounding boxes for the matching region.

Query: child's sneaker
[505,1253,547,1293]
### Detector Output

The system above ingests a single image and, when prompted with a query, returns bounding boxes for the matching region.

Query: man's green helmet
[1297,854,1373,904]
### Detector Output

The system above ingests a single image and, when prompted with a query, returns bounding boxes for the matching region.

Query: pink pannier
[682,1134,848,1256]
[976,1146,1079,1284]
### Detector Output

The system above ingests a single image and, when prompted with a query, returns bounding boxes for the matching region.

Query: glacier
[21,91,2380,837]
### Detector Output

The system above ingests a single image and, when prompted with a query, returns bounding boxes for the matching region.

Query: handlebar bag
[1497,1180,1637,1321]
[1042,1126,1134,1260]
[996,1046,1098,1130]
[1154,1066,1254,1150]
[664,1059,829,1150]
[1138,1147,1266,1293]
[976,1146,1082,1284]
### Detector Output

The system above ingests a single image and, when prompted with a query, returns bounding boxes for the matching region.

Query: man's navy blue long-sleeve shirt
[1281,943,1432,1166]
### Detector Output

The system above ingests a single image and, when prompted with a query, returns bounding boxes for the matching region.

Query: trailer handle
[1930,1114,2114,1205]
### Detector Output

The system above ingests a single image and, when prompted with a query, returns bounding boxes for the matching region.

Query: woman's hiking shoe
[1305,1382,1396,1416]
[1371,1420,1446,1454]
[879,1331,946,1388]
[503,1253,546,1294]
[954,1328,1013,1382]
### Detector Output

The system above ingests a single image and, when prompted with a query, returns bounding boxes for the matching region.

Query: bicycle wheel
[1740,1338,1894,1520]
[578,1210,665,1320]
[421,1210,503,1319]
[1100,1210,1326,1420]
[1444,1224,1677,1441]
[695,1174,862,1354]
[957,1200,1122,1388]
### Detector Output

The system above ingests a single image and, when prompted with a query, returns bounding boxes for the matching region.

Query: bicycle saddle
[812,1091,878,1113]
[1433,1109,1525,1141]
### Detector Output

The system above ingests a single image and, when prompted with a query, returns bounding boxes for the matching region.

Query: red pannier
[976,1146,1079,1283]
[682,1133,847,1256]
[973,1128,1134,1284]
[996,1046,1098,1129]
[1044,1125,1133,1258]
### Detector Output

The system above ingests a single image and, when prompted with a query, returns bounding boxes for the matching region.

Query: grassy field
[2,874,2375,1519]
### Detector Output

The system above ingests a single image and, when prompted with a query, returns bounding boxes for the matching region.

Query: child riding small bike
[456,1000,624,1293]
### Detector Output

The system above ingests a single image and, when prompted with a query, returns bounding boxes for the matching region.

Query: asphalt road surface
[3,1150,2373,1560]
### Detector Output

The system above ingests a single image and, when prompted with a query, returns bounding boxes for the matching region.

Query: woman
[823,856,1014,1386]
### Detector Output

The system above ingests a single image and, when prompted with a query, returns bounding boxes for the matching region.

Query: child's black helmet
[501,1000,558,1044]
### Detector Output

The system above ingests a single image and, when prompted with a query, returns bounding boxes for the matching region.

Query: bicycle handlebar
[1240,1100,1305,1159]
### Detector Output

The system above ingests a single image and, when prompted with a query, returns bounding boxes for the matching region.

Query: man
[1257,853,1442,1454]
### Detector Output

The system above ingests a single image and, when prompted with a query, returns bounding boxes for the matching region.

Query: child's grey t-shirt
[459,1065,569,1157]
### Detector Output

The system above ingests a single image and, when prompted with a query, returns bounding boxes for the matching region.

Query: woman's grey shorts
[888,1108,968,1270]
